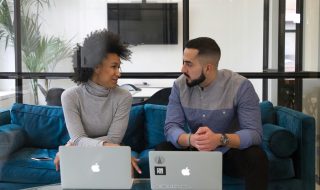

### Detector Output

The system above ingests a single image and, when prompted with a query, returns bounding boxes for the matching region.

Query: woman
[54,29,141,174]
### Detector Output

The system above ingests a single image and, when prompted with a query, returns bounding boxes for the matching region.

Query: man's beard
[185,71,206,87]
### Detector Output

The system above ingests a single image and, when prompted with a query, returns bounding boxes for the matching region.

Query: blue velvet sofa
[0,101,315,190]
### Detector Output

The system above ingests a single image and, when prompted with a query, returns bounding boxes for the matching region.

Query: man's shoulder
[219,69,246,82]
[175,74,187,86]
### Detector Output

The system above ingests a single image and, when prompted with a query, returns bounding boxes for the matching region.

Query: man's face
[181,48,206,87]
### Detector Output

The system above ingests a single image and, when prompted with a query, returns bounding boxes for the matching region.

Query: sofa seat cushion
[10,103,69,149]
[0,147,60,184]
[137,149,154,178]
[0,124,26,158]
[223,175,245,185]
[122,105,145,152]
[265,148,295,180]
[144,104,167,149]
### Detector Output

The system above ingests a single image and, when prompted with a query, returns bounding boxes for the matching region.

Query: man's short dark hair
[185,37,221,64]
[72,29,131,84]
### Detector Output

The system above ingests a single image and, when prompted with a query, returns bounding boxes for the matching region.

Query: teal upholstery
[0,101,315,190]
[122,105,145,152]
[0,124,25,158]
[144,104,167,149]
[263,124,297,158]
[0,109,10,126]
[10,103,69,148]
[260,101,276,124]
[1,148,59,183]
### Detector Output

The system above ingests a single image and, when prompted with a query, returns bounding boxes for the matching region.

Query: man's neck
[200,70,218,88]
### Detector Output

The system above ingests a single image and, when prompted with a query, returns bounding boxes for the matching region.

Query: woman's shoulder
[112,87,132,99]
[61,85,82,99]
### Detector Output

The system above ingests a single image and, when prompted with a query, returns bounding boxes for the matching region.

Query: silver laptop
[149,151,222,190]
[59,146,133,189]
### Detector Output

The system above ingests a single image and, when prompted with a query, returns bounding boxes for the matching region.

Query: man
[157,37,268,190]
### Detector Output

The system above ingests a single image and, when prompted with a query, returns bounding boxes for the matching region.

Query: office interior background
[0,0,319,185]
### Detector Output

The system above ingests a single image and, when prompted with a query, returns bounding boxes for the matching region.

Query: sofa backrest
[10,103,69,149]
[259,101,276,124]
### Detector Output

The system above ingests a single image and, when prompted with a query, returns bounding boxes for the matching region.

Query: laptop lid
[149,151,222,190]
[59,146,132,189]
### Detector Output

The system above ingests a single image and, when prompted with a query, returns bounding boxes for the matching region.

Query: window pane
[285,32,296,72]
[189,0,264,73]
[303,79,320,180]
[22,79,75,105]
[0,79,15,108]
[20,0,183,73]
[303,0,320,72]
[0,0,15,73]
[285,0,297,30]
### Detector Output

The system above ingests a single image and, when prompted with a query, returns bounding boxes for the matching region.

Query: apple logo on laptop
[91,163,100,173]
[181,167,190,176]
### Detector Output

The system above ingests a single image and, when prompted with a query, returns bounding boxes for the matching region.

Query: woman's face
[91,53,121,88]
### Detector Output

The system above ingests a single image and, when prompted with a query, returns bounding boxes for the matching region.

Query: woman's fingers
[131,158,141,174]
[54,153,60,171]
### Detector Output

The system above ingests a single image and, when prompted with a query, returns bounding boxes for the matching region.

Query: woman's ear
[94,64,101,73]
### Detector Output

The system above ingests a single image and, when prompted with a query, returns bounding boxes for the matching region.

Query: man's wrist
[188,134,192,147]
[220,134,230,146]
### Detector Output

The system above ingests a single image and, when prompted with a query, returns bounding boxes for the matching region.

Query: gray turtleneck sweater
[61,80,132,147]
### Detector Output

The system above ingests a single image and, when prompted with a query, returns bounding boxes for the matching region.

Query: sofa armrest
[274,106,315,190]
[0,124,26,158]
[0,109,11,126]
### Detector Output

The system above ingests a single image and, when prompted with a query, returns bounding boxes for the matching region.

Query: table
[130,88,162,104]
[131,88,162,98]
[24,179,151,190]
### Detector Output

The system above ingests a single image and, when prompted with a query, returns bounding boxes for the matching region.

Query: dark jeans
[155,142,268,190]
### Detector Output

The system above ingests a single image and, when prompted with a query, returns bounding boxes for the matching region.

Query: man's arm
[164,82,188,149]
[234,80,262,149]
[186,80,260,151]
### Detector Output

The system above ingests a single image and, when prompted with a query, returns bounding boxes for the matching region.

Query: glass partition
[22,79,76,105]
[303,79,320,181]
[0,79,15,108]
[303,0,320,72]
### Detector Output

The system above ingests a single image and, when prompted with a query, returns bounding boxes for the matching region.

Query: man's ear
[205,63,213,72]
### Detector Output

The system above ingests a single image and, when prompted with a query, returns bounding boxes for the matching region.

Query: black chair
[135,87,172,106]
[38,84,65,106]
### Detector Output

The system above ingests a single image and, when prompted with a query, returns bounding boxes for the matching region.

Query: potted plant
[0,0,73,104]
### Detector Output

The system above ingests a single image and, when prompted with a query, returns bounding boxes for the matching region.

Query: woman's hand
[131,157,141,176]
[103,142,120,147]
[54,141,74,171]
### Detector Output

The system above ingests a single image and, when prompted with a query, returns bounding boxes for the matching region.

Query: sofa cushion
[263,124,297,158]
[0,109,11,126]
[144,104,167,149]
[259,101,276,124]
[137,149,153,178]
[122,105,145,152]
[10,103,70,149]
[264,148,295,180]
[0,147,60,184]
[0,124,26,158]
